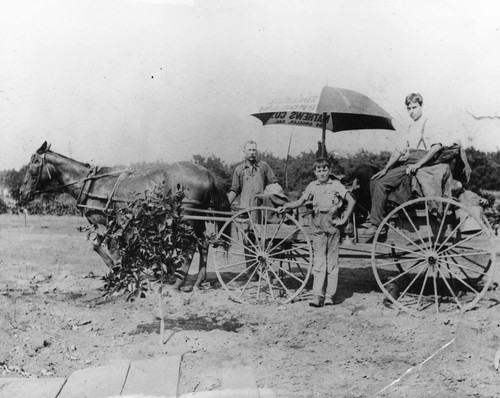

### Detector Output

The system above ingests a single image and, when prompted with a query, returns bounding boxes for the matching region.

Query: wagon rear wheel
[371,197,495,313]
[214,206,313,304]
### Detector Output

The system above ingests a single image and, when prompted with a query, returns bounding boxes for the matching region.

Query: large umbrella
[252,86,395,157]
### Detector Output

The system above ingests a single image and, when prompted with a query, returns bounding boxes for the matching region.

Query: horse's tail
[207,172,231,212]
[206,170,232,244]
[343,163,379,222]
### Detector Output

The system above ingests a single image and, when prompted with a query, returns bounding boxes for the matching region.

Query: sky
[1,0,500,171]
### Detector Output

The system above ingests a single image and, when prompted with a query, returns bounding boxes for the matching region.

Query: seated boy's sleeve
[337,182,348,199]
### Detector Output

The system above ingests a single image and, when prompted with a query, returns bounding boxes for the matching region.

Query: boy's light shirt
[301,179,347,215]
[393,115,461,155]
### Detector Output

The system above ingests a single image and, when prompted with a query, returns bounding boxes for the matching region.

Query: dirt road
[0,215,499,397]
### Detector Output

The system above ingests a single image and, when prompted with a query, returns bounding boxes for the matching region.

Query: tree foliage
[1,148,500,215]
[101,186,200,300]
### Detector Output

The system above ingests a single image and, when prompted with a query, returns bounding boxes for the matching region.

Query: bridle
[26,152,84,198]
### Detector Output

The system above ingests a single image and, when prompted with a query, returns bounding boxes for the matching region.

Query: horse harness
[30,153,204,214]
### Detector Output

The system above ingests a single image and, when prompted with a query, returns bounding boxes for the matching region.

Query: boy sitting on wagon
[363,93,471,238]
[277,157,355,308]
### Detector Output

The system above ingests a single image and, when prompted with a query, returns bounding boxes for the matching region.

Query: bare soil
[0,214,499,397]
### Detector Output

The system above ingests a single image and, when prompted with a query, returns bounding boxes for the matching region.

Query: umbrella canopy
[252,86,395,133]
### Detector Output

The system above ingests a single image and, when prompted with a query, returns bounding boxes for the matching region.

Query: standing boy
[278,158,355,307]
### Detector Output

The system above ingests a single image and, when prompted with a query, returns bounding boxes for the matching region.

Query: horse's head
[19,142,53,204]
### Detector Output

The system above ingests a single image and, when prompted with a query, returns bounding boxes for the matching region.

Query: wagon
[183,86,496,312]
[185,191,495,313]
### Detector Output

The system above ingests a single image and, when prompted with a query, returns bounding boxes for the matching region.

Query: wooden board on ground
[57,362,130,398]
[121,355,182,396]
[220,365,259,398]
[0,377,66,398]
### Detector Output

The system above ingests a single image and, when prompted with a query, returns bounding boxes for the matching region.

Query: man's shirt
[230,160,277,208]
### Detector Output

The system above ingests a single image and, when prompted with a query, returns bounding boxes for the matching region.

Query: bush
[0,198,7,214]
[101,185,200,300]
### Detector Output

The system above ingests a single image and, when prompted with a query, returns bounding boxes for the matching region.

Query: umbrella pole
[321,112,327,157]
[284,131,293,191]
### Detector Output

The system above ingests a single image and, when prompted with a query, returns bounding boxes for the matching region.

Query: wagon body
[186,193,495,313]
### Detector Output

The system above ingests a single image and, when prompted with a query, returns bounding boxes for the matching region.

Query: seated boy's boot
[360,224,387,240]
[309,295,324,308]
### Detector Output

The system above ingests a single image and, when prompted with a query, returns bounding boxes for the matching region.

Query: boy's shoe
[309,295,324,307]
[360,224,388,243]
[323,296,335,306]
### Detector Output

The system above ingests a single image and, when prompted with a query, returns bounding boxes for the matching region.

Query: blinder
[26,153,52,198]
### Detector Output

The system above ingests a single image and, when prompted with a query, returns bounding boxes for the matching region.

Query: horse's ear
[37,142,48,154]
[36,141,51,154]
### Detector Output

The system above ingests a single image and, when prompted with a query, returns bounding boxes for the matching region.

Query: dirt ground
[0,214,499,398]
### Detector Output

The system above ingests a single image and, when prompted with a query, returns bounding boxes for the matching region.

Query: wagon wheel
[371,197,495,313]
[214,206,313,304]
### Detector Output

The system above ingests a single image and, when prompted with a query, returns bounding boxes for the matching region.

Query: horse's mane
[46,149,92,168]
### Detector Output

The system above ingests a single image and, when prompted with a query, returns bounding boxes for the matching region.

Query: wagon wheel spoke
[268,243,310,257]
[432,267,439,313]
[432,201,452,251]
[424,200,434,251]
[218,229,257,256]
[375,256,425,269]
[438,230,483,255]
[267,265,293,299]
[442,254,491,279]
[238,265,262,301]
[216,257,254,271]
[437,258,481,294]
[436,266,463,310]
[225,259,259,287]
[375,241,427,258]
[381,258,426,287]
[436,213,472,252]
[270,256,310,268]
[270,259,310,285]
[216,249,254,259]
[401,207,429,250]
[392,262,427,305]
[415,267,433,310]
[264,268,275,301]
[268,226,305,254]
[232,222,260,254]
[446,249,492,261]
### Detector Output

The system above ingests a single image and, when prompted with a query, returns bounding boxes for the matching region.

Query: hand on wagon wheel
[276,205,288,214]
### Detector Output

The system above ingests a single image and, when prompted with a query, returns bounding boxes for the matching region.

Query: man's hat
[264,183,288,200]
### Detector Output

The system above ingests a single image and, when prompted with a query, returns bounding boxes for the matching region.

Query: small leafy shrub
[102,184,200,300]
[0,198,7,214]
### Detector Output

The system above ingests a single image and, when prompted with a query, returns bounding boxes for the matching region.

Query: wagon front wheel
[371,197,495,313]
[214,206,313,304]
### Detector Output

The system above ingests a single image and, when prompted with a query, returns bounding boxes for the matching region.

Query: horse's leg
[172,249,195,290]
[92,234,117,270]
[193,240,209,290]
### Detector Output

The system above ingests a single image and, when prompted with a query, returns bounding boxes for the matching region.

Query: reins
[31,163,127,197]
[28,152,130,201]
[27,152,210,214]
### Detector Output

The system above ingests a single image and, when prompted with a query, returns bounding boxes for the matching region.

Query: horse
[19,141,231,291]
